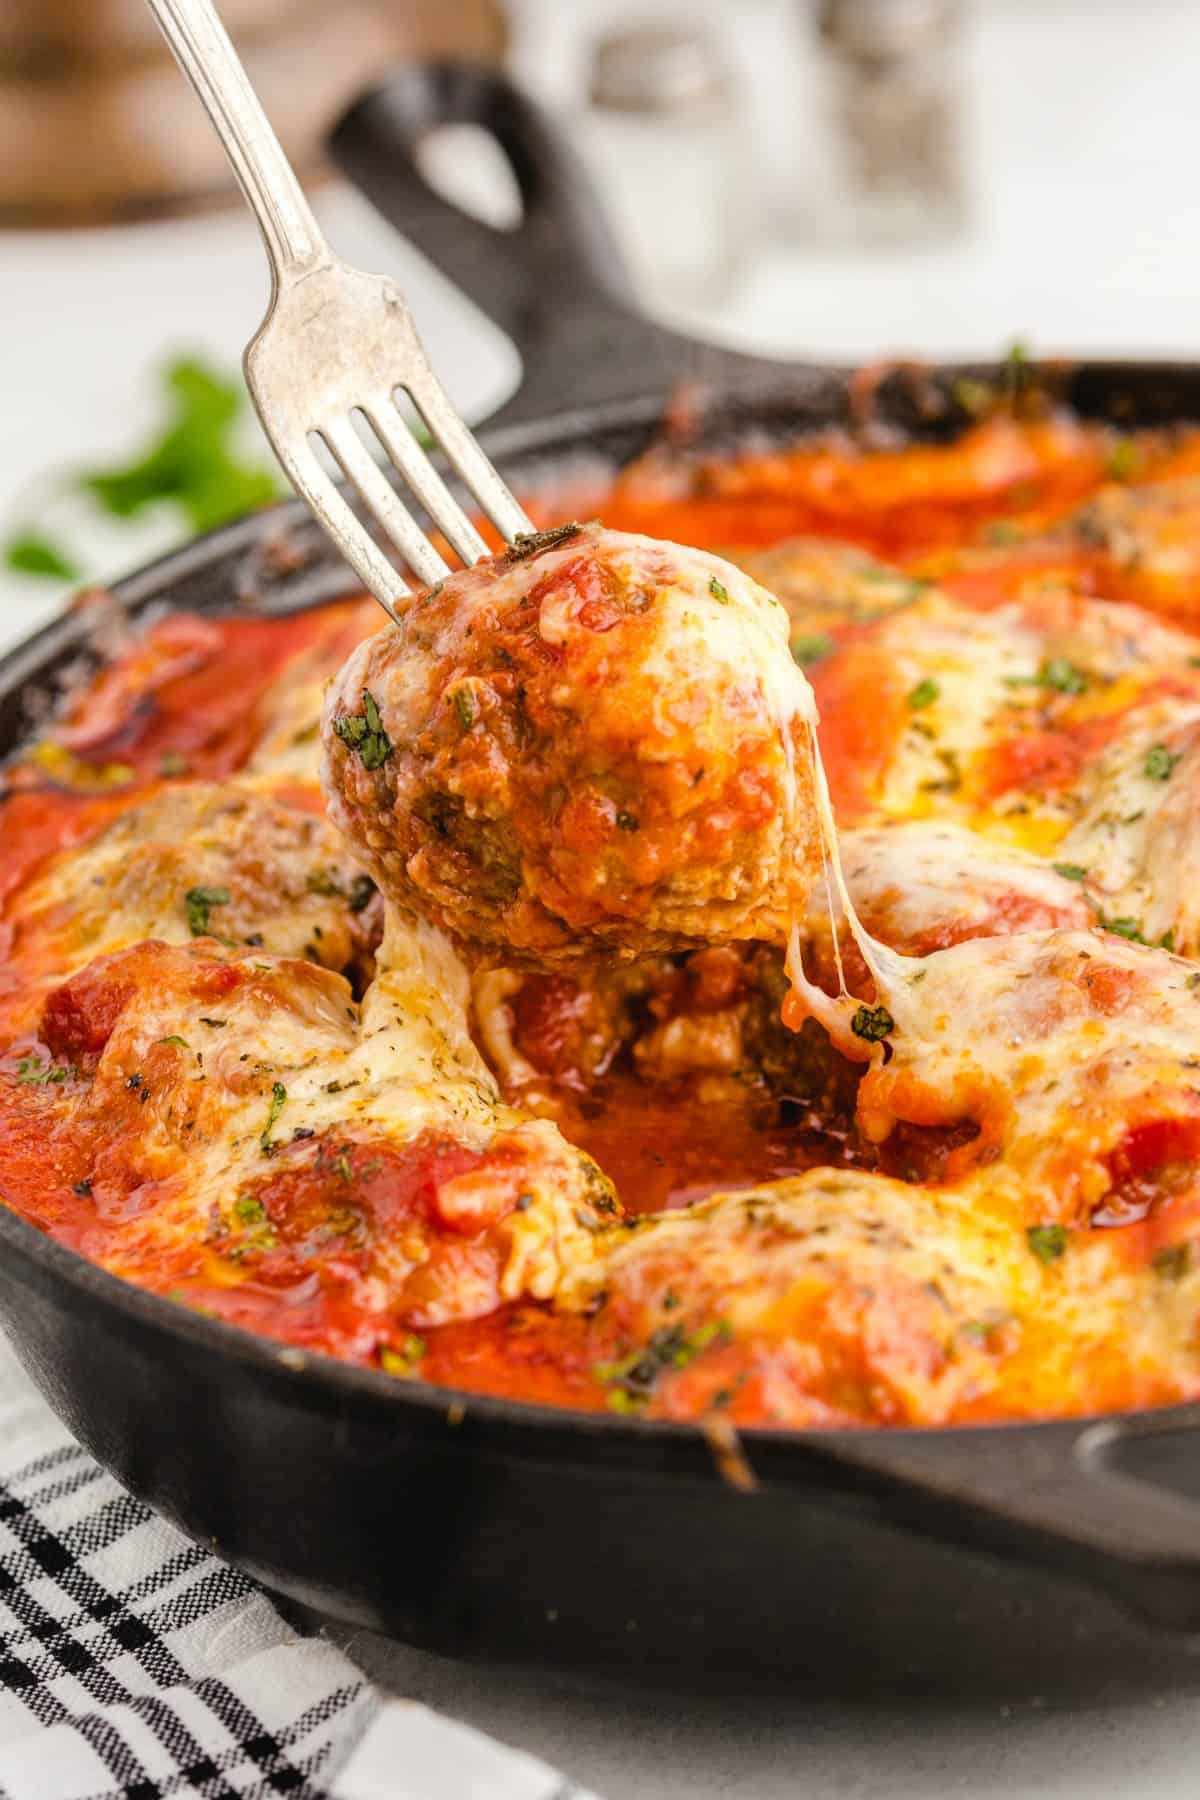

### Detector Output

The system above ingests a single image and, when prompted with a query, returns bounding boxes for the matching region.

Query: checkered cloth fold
[0,1336,595,1800]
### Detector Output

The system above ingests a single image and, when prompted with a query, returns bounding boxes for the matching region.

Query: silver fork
[146,0,534,623]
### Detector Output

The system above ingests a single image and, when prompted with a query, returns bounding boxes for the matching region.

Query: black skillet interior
[6,61,1200,1689]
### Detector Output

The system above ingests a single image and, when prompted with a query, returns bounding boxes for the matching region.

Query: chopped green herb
[72,1179,93,1197]
[198,1018,227,1029]
[155,1035,190,1049]
[505,521,582,562]
[709,576,730,604]
[451,686,476,732]
[1100,915,1146,943]
[616,810,639,832]
[1106,438,1141,481]
[1038,657,1088,696]
[790,631,834,667]
[1144,743,1181,782]
[1152,1244,1191,1281]
[380,1334,426,1376]
[14,1055,74,1086]
[234,1194,267,1226]
[1053,862,1088,882]
[332,688,392,771]
[1027,1223,1069,1263]
[4,531,79,581]
[1188,972,1200,990]
[1162,928,1177,953]
[593,1319,732,1408]
[907,677,940,710]
[953,376,994,418]
[260,1081,287,1153]
[184,885,230,937]
[347,874,376,914]
[850,1004,894,1043]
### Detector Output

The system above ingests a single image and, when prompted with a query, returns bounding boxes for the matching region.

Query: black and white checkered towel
[0,1335,596,1800]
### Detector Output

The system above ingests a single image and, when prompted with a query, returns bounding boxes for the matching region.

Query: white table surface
[8,2,1200,1793]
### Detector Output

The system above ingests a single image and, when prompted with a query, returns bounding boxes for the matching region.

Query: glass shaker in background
[805,0,969,247]
[576,24,752,311]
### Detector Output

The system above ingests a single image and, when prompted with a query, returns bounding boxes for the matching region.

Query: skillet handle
[328,62,791,430]
[798,1412,1200,1632]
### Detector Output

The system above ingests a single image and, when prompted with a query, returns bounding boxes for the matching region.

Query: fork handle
[145,0,329,284]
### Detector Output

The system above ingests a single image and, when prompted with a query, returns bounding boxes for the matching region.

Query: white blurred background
[5,0,1200,628]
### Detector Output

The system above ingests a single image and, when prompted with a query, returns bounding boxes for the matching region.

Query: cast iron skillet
[6,64,1200,1690]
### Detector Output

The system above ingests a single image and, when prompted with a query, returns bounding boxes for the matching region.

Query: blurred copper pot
[0,0,508,224]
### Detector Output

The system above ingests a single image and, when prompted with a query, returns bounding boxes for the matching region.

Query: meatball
[321,523,825,960]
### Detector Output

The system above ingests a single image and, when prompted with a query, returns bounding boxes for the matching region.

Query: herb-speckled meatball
[321,523,824,961]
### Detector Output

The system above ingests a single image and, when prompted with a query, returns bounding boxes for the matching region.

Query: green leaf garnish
[83,358,280,535]
[4,532,79,581]
[1052,863,1088,882]
[709,576,730,604]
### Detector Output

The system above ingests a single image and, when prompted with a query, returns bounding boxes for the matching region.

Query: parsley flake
[504,522,582,563]
[709,576,731,604]
[1027,1223,1069,1263]
[451,686,476,732]
[14,1055,74,1086]
[790,631,834,668]
[850,1003,895,1043]
[1100,915,1146,943]
[1038,657,1088,696]
[185,885,230,937]
[1144,743,1181,782]
[907,677,940,710]
[1153,1244,1191,1281]
[1053,862,1088,882]
[260,1081,287,1153]
[332,688,392,771]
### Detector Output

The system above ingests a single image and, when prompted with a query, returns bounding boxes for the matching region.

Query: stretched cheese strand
[780,697,924,1062]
